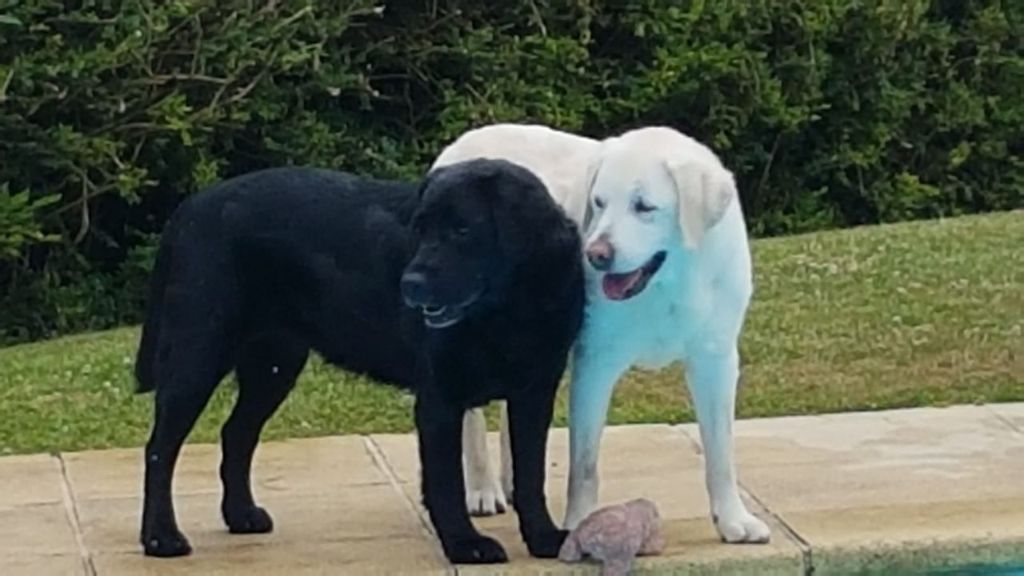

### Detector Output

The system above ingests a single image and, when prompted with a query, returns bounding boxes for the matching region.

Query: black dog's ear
[490,165,572,263]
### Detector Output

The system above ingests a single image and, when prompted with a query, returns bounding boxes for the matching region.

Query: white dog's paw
[466,483,508,517]
[714,511,771,544]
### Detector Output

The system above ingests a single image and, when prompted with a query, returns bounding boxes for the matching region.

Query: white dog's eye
[593,197,606,209]
[634,198,656,213]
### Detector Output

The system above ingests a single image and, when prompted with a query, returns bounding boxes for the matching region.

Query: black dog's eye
[634,198,656,213]
[446,223,470,240]
[593,197,606,209]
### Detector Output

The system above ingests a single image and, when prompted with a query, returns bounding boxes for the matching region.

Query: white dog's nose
[585,237,614,271]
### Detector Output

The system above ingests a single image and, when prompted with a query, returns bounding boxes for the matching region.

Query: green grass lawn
[1,211,1021,456]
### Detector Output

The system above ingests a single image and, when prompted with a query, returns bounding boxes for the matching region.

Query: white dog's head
[582,127,737,301]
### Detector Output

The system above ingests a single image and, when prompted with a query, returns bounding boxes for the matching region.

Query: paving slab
[371,425,804,575]
[780,499,1024,575]
[0,453,65,507]
[92,536,447,576]
[62,436,448,575]
[691,404,1024,575]
[63,436,388,500]
[75,489,432,554]
[0,554,87,576]
[0,454,85,575]
[989,402,1024,434]
[0,503,81,556]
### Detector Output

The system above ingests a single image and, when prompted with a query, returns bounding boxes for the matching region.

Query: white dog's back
[432,124,599,225]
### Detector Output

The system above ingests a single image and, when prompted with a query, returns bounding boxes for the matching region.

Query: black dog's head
[400,159,561,329]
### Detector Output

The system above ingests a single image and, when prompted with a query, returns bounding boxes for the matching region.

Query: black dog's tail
[134,236,173,394]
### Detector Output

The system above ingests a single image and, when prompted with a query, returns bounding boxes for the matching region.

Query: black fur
[134,160,584,564]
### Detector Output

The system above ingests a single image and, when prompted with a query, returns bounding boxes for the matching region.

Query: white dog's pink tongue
[602,270,642,301]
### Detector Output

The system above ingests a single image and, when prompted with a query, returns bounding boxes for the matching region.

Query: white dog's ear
[662,159,737,250]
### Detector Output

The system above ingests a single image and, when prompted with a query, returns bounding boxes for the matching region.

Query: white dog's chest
[587,272,713,372]
[631,299,691,369]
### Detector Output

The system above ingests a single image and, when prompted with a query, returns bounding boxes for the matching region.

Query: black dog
[134,159,583,564]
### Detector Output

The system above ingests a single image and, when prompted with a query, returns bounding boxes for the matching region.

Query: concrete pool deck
[2,403,1023,575]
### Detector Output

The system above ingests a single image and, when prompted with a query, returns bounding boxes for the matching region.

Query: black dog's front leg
[415,393,508,564]
[508,391,567,558]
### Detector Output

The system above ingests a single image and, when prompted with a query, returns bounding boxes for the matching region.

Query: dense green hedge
[1,0,1021,344]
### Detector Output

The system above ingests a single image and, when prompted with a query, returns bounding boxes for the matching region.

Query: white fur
[433,124,601,225]
[433,124,769,543]
[461,409,507,516]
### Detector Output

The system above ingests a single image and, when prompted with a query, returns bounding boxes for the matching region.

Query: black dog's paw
[525,528,569,558]
[444,534,508,564]
[224,505,274,534]
[141,526,193,558]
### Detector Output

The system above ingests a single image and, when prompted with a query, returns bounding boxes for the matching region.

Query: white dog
[432,124,770,544]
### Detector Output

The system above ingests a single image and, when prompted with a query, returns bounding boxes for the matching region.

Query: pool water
[928,565,1024,575]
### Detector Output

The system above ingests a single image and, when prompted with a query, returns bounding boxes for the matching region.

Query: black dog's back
[134,167,421,394]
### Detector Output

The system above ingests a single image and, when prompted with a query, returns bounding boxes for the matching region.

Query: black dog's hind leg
[415,392,508,564]
[220,334,308,534]
[142,334,230,558]
[508,387,567,558]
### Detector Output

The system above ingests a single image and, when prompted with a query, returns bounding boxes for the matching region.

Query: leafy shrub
[1,0,1021,344]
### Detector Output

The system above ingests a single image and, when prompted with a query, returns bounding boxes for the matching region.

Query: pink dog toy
[558,498,665,575]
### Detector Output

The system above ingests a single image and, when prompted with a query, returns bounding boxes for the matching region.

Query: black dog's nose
[400,271,429,306]
[586,237,614,271]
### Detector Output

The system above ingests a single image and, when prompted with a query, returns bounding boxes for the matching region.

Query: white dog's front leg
[462,407,507,516]
[686,347,770,543]
[564,350,629,529]
[498,401,514,502]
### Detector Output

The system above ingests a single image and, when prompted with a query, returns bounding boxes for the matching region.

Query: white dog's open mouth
[601,251,667,301]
